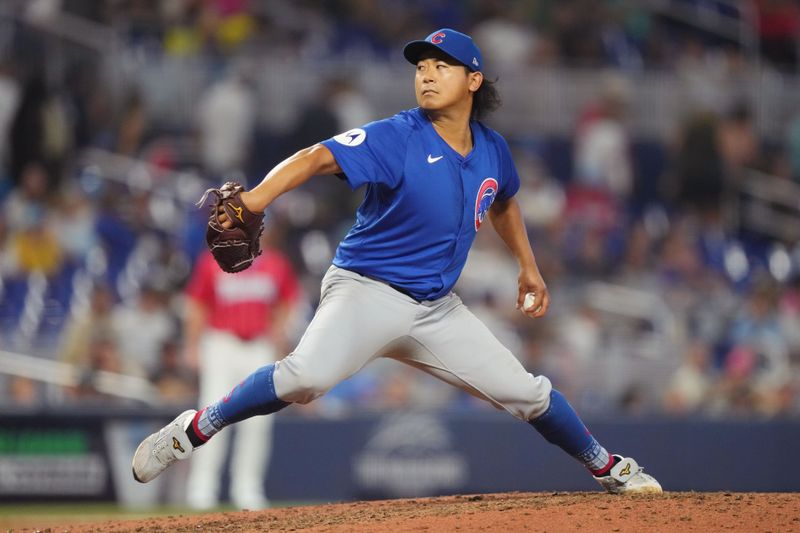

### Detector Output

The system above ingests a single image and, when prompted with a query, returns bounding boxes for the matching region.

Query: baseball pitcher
[133,28,661,495]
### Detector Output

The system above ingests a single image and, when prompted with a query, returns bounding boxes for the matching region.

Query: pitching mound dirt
[13,492,800,532]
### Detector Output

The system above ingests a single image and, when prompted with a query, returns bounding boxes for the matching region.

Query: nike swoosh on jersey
[427,154,444,163]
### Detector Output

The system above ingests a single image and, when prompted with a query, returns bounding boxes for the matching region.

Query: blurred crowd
[0,0,799,419]
[21,0,800,72]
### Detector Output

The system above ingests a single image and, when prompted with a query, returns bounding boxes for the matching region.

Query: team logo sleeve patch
[322,114,410,190]
[333,128,367,147]
[474,178,498,231]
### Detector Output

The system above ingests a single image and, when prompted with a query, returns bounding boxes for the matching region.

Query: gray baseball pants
[273,266,552,421]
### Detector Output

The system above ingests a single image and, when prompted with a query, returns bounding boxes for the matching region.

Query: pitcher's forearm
[245,144,341,212]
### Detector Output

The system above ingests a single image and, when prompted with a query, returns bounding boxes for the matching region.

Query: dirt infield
[8,492,800,532]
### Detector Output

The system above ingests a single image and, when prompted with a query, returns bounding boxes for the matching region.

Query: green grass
[0,500,317,515]
[0,503,201,530]
[0,501,201,516]
[0,501,319,530]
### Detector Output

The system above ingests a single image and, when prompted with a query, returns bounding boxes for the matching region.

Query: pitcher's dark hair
[472,77,501,121]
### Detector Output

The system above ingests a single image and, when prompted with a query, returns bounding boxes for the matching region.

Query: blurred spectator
[561,223,618,279]
[618,384,649,415]
[786,112,800,184]
[60,282,116,368]
[197,67,257,177]
[328,76,375,132]
[376,358,456,412]
[94,189,153,283]
[84,81,116,150]
[573,74,633,202]
[564,78,635,280]
[63,62,99,151]
[288,75,375,153]
[512,148,565,230]
[51,186,97,266]
[66,332,143,402]
[9,77,49,187]
[599,2,649,71]
[211,0,259,53]
[281,76,374,240]
[184,229,300,510]
[0,60,20,192]
[150,340,196,404]
[551,0,605,65]
[112,281,178,377]
[116,91,149,157]
[671,112,725,222]
[755,0,800,70]
[656,223,706,306]
[456,228,520,307]
[0,213,8,273]
[471,1,537,74]
[327,0,398,60]
[663,340,714,415]
[544,302,601,403]
[717,102,758,186]
[709,344,760,415]
[2,162,63,275]
[8,210,63,276]
[615,220,657,287]
[529,30,560,66]
[675,36,729,113]
[4,161,49,232]
[163,3,207,57]
[16,78,72,190]
[725,280,791,392]
[727,281,786,351]
[163,0,257,58]
[778,276,800,357]
[556,303,601,366]
[7,376,41,407]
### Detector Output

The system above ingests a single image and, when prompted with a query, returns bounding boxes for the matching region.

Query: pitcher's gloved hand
[197,182,264,273]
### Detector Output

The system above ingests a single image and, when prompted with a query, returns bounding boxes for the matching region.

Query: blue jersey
[321,108,520,301]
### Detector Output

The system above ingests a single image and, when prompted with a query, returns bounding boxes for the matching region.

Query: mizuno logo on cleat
[619,463,631,476]
[172,437,185,454]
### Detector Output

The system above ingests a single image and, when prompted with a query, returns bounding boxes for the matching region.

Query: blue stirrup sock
[529,389,613,475]
[186,363,289,447]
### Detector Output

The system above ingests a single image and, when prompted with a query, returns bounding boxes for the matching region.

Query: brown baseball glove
[197,181,264,273]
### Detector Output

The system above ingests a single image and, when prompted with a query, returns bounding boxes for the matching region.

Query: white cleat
[594,454,663,494]
[132,409,196,483]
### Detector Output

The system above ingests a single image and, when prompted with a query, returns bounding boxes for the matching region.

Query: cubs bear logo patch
[474,178,498,231]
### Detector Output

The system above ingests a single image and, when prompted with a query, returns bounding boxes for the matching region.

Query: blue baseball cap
[403,28,483,72]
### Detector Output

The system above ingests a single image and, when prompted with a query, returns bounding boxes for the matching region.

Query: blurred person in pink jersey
[183,230,300,510]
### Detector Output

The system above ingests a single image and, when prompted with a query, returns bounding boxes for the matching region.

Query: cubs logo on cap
[430,31,446,45]
[403,28,483,72]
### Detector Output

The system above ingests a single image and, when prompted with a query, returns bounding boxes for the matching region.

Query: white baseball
[523,292,537,312]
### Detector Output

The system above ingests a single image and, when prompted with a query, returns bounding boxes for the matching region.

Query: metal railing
[0,349,161,405]
[733,169,800,243]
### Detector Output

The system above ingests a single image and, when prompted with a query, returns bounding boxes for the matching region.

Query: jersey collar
[417,107,479,163]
